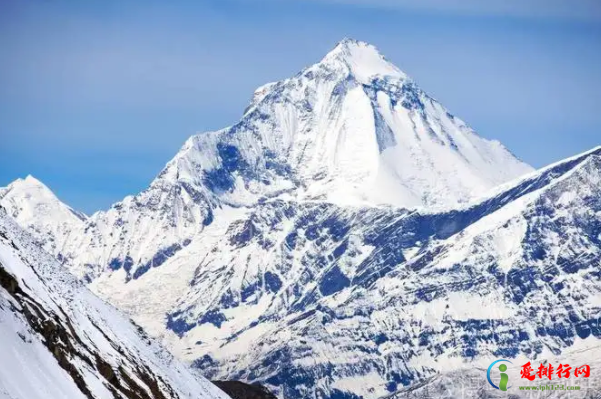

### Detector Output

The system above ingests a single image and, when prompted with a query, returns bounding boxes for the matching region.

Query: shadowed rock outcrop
[212,381,277,399]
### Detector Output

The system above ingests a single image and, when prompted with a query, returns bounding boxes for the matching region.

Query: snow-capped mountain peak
[0,175,85,220]
[3,174,57,201]
[155,39,533,210]
[318,38,408,84]
[0,175,86,254]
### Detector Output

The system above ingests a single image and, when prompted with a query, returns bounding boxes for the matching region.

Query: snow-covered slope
[163,38,531,209]
[0,206,230,399]
[148,38,531,210]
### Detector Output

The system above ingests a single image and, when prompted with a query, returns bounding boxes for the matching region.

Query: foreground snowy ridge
[2,39,600,399]
[0,206,230,399]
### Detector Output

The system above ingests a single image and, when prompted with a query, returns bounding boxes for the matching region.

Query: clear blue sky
[1,0,600,214]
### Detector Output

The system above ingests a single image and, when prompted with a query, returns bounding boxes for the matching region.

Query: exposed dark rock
[212,381,277,399]
[0,259,179,399]
[0,261,95,399]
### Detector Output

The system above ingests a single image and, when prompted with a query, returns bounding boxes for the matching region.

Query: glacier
[1,39,600,398]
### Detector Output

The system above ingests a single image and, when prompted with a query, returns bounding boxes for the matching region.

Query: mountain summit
[158,38,532,210]
[0,175,86,254]
[319,38,408,83]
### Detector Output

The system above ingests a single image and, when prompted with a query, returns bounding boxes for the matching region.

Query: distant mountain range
[2,39,599,399]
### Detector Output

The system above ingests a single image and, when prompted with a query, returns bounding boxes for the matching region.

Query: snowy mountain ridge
[2,39,600,399]
[0,205,231,399]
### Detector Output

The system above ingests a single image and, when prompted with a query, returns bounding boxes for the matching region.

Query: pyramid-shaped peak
[321,38,408,83]
[2,175,74,214]
[335,37,370,49]
[23,174,45,186]
[2,174,88,223]
[8,174,51,193]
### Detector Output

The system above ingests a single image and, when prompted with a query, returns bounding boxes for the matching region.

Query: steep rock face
[212,381,277,399]
[0,207,230,399]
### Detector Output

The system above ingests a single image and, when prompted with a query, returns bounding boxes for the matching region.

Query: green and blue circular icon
[487,359,512,391]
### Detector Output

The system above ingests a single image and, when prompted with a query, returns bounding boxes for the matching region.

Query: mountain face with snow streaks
[145,146,601,398]
[2,39,600,399]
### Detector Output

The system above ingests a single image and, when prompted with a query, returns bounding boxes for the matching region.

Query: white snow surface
[171,38,532,209]
[0,208,230,399]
